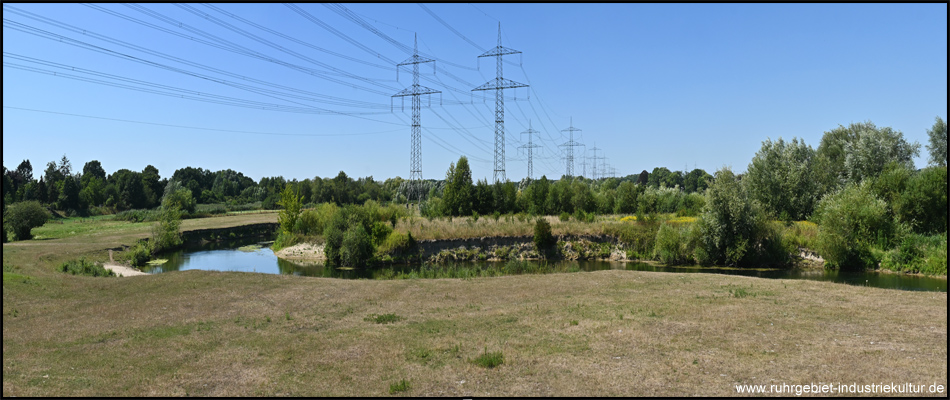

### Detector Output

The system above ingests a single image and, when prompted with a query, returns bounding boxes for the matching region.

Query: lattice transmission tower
[589,145,603,180]
[392,33,441,205]
[473,23,528,183]
[559,117,584,178]
[518,120,542,180]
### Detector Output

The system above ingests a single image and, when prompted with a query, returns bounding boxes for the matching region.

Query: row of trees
[3,154,711,217]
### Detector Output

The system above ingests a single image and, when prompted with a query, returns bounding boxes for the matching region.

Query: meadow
[3,213,946,396]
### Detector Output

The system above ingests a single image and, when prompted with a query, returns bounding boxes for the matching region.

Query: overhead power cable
[3,106,404,137]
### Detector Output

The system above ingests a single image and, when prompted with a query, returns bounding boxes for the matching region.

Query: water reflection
[143,239,946,292]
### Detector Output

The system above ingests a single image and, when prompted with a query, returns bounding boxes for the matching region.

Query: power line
[3,106,404,137]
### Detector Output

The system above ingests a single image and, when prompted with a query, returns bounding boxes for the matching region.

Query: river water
[140,239,947,292]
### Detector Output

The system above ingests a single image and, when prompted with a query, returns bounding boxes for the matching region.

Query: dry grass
[400,214,617,240]
[3,213,947,396]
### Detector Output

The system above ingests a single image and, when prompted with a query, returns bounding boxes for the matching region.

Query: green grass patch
[388,379,410,394]
[471,347,504,369]
[365,313,402,324]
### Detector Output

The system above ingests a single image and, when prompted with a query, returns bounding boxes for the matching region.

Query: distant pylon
[589,144,604,180]
[473,23,528,183]
[392,33,441,205]
[518,120,542,180]
[559,117,584,178]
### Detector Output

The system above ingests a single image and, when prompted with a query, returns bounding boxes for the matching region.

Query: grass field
[3,213,947,396]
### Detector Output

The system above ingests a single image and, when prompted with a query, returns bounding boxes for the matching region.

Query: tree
[815,121,920,194]
[341,224,373,267]
[277,184,303,234]
[745,137,819,220]
[56,175,81,211]
[636,170,649,185]
[696,168,788,267]
[899,166,947,234]
[7,160,33,190]
[442,156,473,216]
[614,181,642,214]
[141,165,163,209]
[926,116,947,167]
[843,126,919,184]
[682,168,712,193]
[81,160,106,185]
[109,169,146,210]
[161,180,196,214]
[4,200,50,240]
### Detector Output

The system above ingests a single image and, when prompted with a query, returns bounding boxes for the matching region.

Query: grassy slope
[3,213,947,396]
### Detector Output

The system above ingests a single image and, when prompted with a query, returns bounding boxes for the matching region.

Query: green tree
[614,181,642,214]
[533,217,554,252]
[4,200,50,240]
[56,176,81,211]
[341,224,374,267]
[926,116,947,167]
[816,121,920,193]
[899,166,947,234]
[152,200,182,254]
[141,165,163,209]
[745,137,819,220]
[696,168,788,267]
[161,180,196,215]
[277,184,303,234]
[442,156,473,216]
[81,160,106,185]
[813,181,894,269]
[682,168,712,193]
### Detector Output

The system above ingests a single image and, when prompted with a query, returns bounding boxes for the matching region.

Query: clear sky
[3,3,947,183]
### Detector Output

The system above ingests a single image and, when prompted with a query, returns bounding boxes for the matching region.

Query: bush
[151,205,182,254]
[605,220,660,260]
[533,217,554,251]
[60,257,116,277]
[880,232,947,275]
[653,222,701,265]
[813,181,894,270]
[559,212,570,222]
[341,224,374,267]
[377,230,417,257]
[696,168,791,267]
[4,200,50,240]
[112,209,161,223]
[898,166,947,234]
[126,241,151,267]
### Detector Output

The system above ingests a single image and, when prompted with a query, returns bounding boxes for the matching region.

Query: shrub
[898,166,947,234]
[126,241,151,267]
[341,224,374,267]
[880,232,947,275]
[654,222,700,265]
[377,230,417,257]
[696,168,791,267]
[4,201,51,240]
[60,257,115,277]
[604,220,660,260]
[813,181,894,270]
[151,205,182,254]
[559,212,570,222]
[533,217,554,251]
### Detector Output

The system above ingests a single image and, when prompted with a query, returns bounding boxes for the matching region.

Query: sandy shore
[103,263,149,277]
[274,242,325,261]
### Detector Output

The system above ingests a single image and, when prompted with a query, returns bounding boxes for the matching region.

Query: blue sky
[3,3,947,183]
